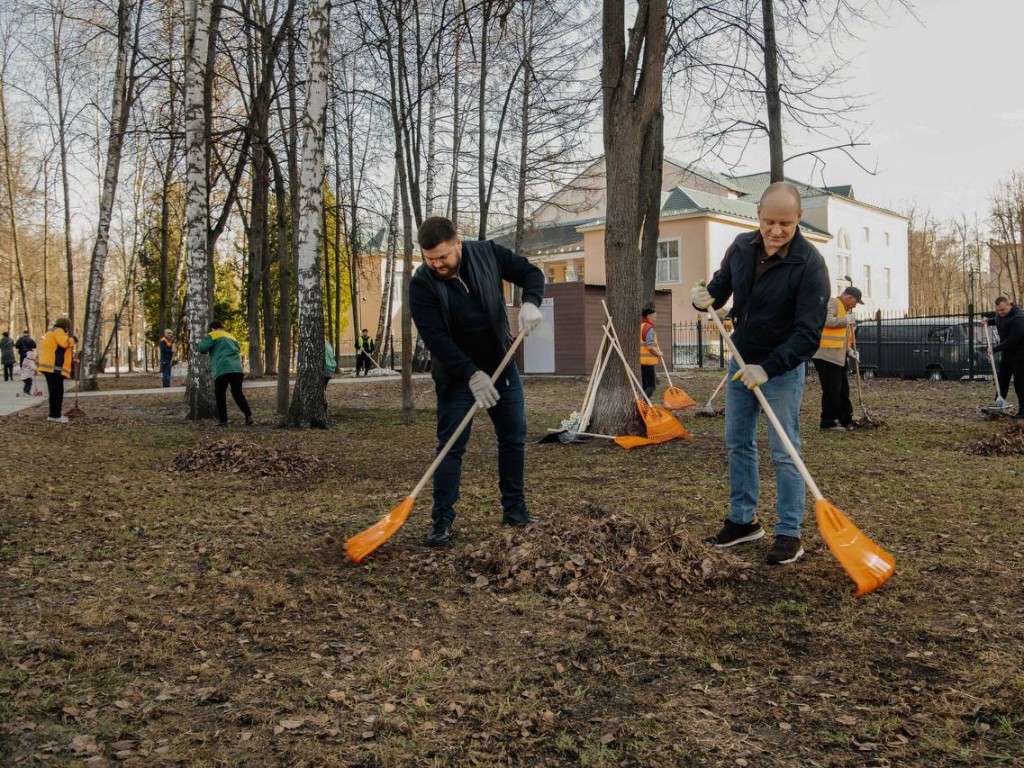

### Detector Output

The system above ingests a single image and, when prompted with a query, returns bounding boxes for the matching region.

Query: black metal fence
[671,305,1001,381]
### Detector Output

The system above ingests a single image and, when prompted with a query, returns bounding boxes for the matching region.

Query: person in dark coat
[0,331,15,381]
[992,295,1024,418]
[410,216,544,547]
[355,329,376,376]
[159,329,175,387]
[692,182,830,566]
[14,329,34,366]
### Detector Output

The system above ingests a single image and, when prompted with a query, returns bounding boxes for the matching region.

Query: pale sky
[666,0,1024,225]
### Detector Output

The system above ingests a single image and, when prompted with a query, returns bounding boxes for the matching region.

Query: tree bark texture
[762,0,784,182]
[284,0,329,428]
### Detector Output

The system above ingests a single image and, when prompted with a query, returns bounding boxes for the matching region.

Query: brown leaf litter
[171,438,320,476]
[966,420,1024,456]
[462,503,742,602]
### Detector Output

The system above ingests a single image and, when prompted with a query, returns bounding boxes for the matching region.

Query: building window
[884,232,891,247]
[545,268,556,284]
[565,265,577,282]
[884,268,891,299]
[656,239,681,284]
[863,226,870,244]
[577,262,585,283]
[862,265,871,297]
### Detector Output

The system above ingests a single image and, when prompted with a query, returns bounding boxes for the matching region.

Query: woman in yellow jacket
[38,316,77,423]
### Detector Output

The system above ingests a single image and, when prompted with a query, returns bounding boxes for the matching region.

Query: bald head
[759,181,803,210]
[757,182,802,255]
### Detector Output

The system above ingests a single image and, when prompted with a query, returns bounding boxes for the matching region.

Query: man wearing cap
[812,287,863,432]
[159,329,174,388]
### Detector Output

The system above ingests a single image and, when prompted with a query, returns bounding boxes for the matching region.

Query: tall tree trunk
[592,0,667,435]
[270,146,291,414]
[375,171,399,355]
[248,138,269,376]
[82,0,137,390]
[762,0,783,182]
[43,157,51,327]
[448,17,461,227]
[284,0,329,428]
[475,0,490,239]
[52,11,76,331]
[184,0,216,419]
[639,111,664,308]
[0,79,31,333]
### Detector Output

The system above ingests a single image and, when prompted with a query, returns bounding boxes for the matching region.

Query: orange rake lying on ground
[706,307,895,596]
[345,332,526,564]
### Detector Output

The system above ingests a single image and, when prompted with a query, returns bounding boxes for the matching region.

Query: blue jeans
[432,362,527,523]
[161,358,172,387]
[725,359,807,538]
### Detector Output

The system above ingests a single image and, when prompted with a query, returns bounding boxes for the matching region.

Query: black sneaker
[765,535,804,565]
[502,508,535,527]
[215,421,229,428]
[245,414,255,426]
[426,519,454,546]
[820,423,847,432]
[704,518,765,548]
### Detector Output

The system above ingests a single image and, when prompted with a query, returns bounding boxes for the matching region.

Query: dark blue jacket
[410,239,544,383]
[706,228,830,377]
[994,303,1024,361]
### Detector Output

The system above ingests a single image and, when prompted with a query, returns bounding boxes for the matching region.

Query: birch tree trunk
[284,0,329,428]
[184,0,216,419]
[0,76,31,333]
[591,0,667,436]
[82,0,136,389]
[269,146,292,414]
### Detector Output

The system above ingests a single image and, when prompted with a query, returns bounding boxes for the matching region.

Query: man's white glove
[732,364,768,389]
[469,371,500,409]
[691,283,714,310]
[845,315,857,327]
[848,348,860,362]
[517,302,543,336]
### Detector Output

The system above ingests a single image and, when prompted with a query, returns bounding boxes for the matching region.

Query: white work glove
[517,302,543,336]
[468,371,500,409]
[848,348,860,362]
[691,283,714,310]
[732,364,768,389]
[844,315,857,327]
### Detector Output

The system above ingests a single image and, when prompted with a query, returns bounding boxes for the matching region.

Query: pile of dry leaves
[462,503,741,602]
[171,438,320,476]
[967,420,1024,456]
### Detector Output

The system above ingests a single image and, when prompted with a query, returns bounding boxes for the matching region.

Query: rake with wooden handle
[982,319,1011,412]
[345,331,526,564]
[658,345,696,410]
[706,306,894,596]
[699,371,729,416]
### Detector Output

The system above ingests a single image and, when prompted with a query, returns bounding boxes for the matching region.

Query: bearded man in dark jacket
[410,216,545,546]
[993,295,1024,417]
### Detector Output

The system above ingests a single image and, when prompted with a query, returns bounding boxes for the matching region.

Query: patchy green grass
[1,371,1023,766]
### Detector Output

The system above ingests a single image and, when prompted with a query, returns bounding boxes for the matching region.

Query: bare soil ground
[2,372,1023,766]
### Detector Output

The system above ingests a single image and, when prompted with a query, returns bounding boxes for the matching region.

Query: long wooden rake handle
[706,308,826,502]
[579,340,614,435]
[982,322,1006,399]
[407,331,526,502]
[704,371,729,410]
[600,300,653,406]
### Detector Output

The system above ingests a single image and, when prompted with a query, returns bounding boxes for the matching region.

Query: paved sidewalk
[0,371,412,418]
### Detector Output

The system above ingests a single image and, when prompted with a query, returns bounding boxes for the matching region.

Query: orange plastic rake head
[345,496,415,564]
[663,385,696,411]
[638,400,691,443]
[815,498,896,596]
[613,434,657,450]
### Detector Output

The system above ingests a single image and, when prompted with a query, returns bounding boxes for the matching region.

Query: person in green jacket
[324,339,337,389]
[197,320,254,427]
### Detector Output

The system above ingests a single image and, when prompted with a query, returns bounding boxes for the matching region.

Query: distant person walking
[38,316,77,424]
[14,329,34,366]
[355,329,376,377]
[197,320,254,427]
[159,329,175,388]
[1,332,14,381]
[992,295,1024,418]
[812,287,863,432]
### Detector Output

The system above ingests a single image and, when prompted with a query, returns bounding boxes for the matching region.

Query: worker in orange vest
[812,286,863,431]
[640,306,662,399]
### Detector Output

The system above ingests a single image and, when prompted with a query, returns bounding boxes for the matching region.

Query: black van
[854,316,992,381]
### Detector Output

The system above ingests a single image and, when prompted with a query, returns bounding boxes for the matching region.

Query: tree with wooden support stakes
[590,0,668,438]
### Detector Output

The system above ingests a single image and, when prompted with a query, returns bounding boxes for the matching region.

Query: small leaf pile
[967,420,1024,456]
[172,438,320,476]
[462,503,741,602]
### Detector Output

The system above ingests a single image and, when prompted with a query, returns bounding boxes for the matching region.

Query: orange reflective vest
[38,327,75,378]
[819,299,851,350]
[640,320,658,366]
